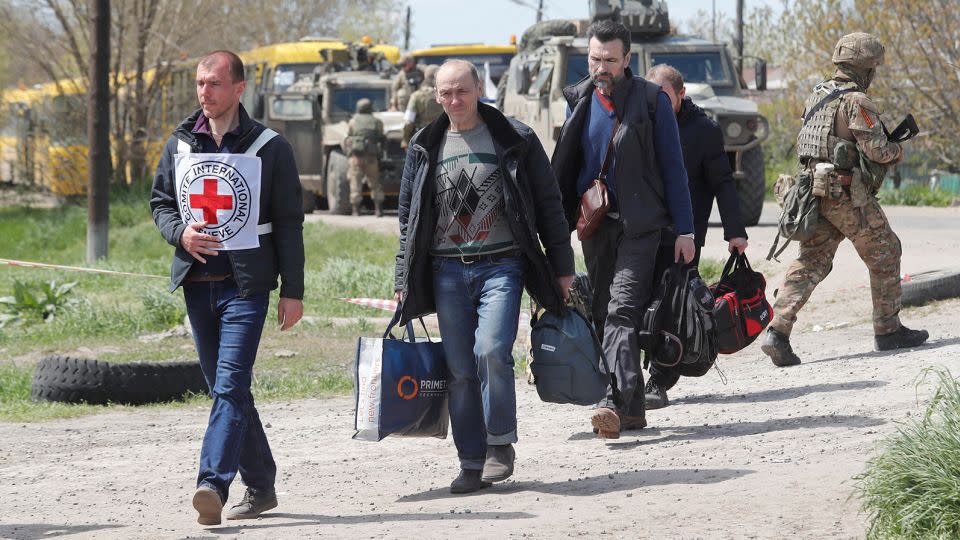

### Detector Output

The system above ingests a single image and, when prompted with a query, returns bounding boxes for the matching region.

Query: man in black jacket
[150,50,304,526]
[644,64,748,409]
[394,60,574,493]
[552,21,695,439]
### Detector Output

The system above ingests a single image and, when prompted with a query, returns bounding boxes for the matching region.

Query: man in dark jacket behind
[551,20,695,439]
[394,59,574,494]
[150,50,304,526]
[644,64,749,409]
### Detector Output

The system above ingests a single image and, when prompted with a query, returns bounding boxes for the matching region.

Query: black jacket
[552,68,673,237]
[150,105,305,299]
[677,97,747,246]
[394,102,574,324]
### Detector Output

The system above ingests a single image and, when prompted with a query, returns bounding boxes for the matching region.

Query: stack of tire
[31,356,208,405]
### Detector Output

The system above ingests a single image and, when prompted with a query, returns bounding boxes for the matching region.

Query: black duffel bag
[711,252,774,354]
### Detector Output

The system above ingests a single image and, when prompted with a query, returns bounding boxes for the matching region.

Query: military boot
[761,328,801,367]
[875,326,929,351]
[374,201,383,218]
[351,204,360,216]
[644,379,669,410]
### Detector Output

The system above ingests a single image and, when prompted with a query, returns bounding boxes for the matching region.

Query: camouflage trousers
[771,190,902,336]
[347,153,382,205]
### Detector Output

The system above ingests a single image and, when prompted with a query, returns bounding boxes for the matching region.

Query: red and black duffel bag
[711,252,774,354]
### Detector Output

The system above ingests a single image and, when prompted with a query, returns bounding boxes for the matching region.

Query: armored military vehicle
[500,0,769,225]
[250,43,405,214]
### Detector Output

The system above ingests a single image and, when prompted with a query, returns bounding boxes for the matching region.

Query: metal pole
[537,0,543,22]
[736,0,744,75]
[712,0,716,42]
[87,0,111,262]
[404,6,411,50]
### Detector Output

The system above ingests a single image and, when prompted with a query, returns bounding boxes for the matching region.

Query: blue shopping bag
[353,310,449,441]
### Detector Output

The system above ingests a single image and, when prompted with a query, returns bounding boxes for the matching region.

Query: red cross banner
[174,152,262,250]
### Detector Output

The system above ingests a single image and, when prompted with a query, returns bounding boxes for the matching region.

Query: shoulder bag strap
[597,118,621,181]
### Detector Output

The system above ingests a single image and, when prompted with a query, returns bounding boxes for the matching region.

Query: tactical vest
[413,87,443,130]
[348,114,381,155]
[796,80,860,163]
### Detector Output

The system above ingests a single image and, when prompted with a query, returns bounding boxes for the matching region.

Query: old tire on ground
[31,356,111,404]
[31,356,208,405]
[108,361,209,405]
[325,150,351,215]
[738,145,765,227]
[302,190,317,214]
[901,268,960,307]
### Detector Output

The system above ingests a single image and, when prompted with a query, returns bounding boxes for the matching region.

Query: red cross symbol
[189,178,233,224]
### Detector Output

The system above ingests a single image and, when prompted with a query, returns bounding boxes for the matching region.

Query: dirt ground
[2,203,960,539]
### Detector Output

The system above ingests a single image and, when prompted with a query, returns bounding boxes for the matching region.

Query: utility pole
[736,0,744,76]
[404,5,411,51]
[87,0,110,262]
[712,0,716,42]
[537,0,543,22]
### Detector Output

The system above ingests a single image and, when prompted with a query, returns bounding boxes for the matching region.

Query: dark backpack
[767,170,820,261]
[528,305,608,406]
[638,261,719,377]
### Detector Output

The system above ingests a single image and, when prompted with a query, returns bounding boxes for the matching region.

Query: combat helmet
[832,33,885,69]
[423,65,440,87]
[356,98,373,114]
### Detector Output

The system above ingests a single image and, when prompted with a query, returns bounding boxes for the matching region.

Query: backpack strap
[644,81,660,121]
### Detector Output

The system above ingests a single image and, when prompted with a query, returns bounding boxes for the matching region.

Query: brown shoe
[591,407,620,439]
[192,485,223,526]
[620,413,647,431]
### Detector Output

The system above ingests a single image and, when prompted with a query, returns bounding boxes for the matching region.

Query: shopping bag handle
[383,307,432,342]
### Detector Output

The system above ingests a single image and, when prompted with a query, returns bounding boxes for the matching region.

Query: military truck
[500,0,770,225]
[249,43,405,214]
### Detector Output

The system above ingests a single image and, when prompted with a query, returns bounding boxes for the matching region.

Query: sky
[404,0,783,51]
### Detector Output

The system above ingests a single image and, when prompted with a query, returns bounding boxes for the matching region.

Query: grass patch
[857,368,960,538]
[878,185,957,207]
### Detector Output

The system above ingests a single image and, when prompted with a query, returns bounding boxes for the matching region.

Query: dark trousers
[583,217,660,417]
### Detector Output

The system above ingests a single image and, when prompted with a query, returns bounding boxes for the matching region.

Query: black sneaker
[224,487,278,520]
[875,326,929,351]
[481,444,515,483]
[450,469,492,494]
[761,328,801,367]
[644,379,669,410]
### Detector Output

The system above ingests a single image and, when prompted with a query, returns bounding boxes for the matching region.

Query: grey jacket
[394,102,574,324]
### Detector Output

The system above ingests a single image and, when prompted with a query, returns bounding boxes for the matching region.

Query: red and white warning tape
[0,258,166,279]
[341,297,398,312]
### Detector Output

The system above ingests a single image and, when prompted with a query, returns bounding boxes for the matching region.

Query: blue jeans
[432,255,524,471]
[183,279,275,502]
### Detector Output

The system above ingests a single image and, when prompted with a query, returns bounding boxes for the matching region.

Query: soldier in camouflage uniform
[390,55,424,112]
[402,65,444,149]
[761,33,928,367]
[345,98,385,217]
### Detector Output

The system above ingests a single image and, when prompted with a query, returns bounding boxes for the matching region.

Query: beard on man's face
[591,70,623,90]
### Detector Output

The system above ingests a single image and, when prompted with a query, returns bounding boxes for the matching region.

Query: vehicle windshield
[649,52,731,85]
[565,54,639,87]
[269,97,313,120]
[416,54,513,84]
[329,88,387,116]
[271,63,319,93]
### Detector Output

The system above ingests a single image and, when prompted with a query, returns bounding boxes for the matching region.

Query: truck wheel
[31,355,110,404]
[738,145,765,227]
[302,190,317,214]
[326,150,351,215]
[901,268,960,307]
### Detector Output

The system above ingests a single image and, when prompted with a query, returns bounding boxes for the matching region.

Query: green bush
[879,185,957,207]
[0,279,78,327]
[857,368,960,539]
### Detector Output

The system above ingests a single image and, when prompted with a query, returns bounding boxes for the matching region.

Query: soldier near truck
[345,98,386,217]
[761,32,929,367]
[402,65,444,149]
[390,55,425,112]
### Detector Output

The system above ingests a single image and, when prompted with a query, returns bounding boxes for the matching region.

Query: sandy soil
[2,203,959,539]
